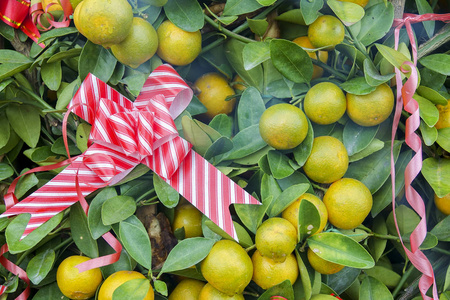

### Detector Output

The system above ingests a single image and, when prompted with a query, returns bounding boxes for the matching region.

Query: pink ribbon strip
[0,245,30,300]
[30,0,72,32]
[391,13,450,300]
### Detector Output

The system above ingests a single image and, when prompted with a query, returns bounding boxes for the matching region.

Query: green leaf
[153,279,168,296]
[421,157,450,197]
[300,0,323,25]
[349,138,384,162]
[6,212,63,254]
[153,174,179,208]
[78,41,117,82]
[328,0,365,26]
[268,183,309,217]
[355,2,394,46]
[112,278,151,300]
[415,0,434,38]
[209,114,233,138]
[88,187,116,239]
[365,266,401,289]
[243,41,270,71]
[386,205,420,236]
[335,44,366,69]
[419,54,450,76]
[70,202,99,258]
[51,136,81,156]
[261,173,282,203]
[220,124,266,161]
[308,232,375,268]
[56,80,79,110]
[416,86,448,105]
[0,162,14,181]
[267,150,295,179]
[293,117,314,167]
[204,136,233,161]
[298,199,321,241]
[237,87,265,131]
[364,59,394,87]
[431,216,450,241]
[256,0,276,5]
[223,0,263,16]
[164,0,203,31]
[0,62,33,81]
[38,27,79,43]
[368,215,388,262]
[119,216,152,270]
[419,120,438,146]
[375,43,413,73]
[247,19,268,37]
[276,9,306,25]
[0,21,15,41]
[181,116,213,156]
[360,276,393,299]
[270,39,313,83]
[159,237,215,275]
[232,221,253,248]
[234,202,266,234]
[295,250,313,299]
[47,48,82,64]
[345,141,401,194]
[14,171,38,199]
[325,267,361,294]
[420,67,446,91]
[258,280,295,300]
[27,249,55,285]
[0,50,33,64]
[437,128,450,152]
[343,121,379,156]
[41,60,62,91]
[6,104,41,148]
[32,282,69,300]
[340,77,377,95]
[413,94,439,127]
[101,195,136,225]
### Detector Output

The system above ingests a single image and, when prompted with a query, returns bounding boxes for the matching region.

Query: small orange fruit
[293,36,328,79]
[98,270,154,300]
[435,99,450,129]
[308,15,345,50]
[168,278,205,300]
[339,0,369,7]
[198,283,245,300]
[172,202,203,238]
[307,247,345,275]
[434,193,450,215]
[304,82,346,125]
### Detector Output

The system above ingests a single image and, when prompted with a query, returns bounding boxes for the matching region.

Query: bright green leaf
[419,54,450,76]
[164,0,204,32]
[153,174,179,208]
[112,278,151,300]
[243,41,270,70]
[421,157,450,197]
[101,195,136,225]
[360,276,393,299]
[328,0,365,26]
[70,202,99,258]
[26,249,55,285]
[119,216,152,270]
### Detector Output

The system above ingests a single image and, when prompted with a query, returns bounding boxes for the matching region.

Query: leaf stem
[135,188,155,203]
[312,59,348,81]
[392,263,415,298]
[245,244,256,252]
[370,233,400,241]
[311,182,328,193]
[204,15,255,44]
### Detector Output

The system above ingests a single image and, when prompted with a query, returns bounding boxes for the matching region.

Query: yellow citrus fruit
[110,17,158,69]
[308,15,345,50]
[346,83,394,127]
[435,99,450,129]
[168,278,205,300]
[232,74,247,92]
[293,36,328,79]
[304,82,346,125]
[255,217,298,263]
[194,73,236,119]
[200,240,253,296]
[434,193,450,215]
[73,0,133,47]
[42,0,62,11]
[323,178,373,229]
[303,136,349,184]
[307,247,345,275]
[198,283,245,300]
[98,270,154,300]
[56,256,103,299]
[251,250,299,289]
[156,20,202,66]
[311,294,343,299]
[172,202,203,238]
[259,103,309,150]
[338,0,369,7]
[282,193,328,234]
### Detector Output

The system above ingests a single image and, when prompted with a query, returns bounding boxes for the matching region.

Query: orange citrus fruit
[323,178,373,229]
[346,83,394,127]
[303,136,349,184]
[156,20,202,66]
[307,247,345,275]
[200,240,253,296]
[110,17,158,68]
[311,294,343,299]
[259,103,309,150]
[434,193,450,215]
[56,256,103,299]
[232,74,247,92]
[98,270,154,300]
[304,82,346,125]
[282,193,328,234]
[198,283,245,300]
[194,73,236,119]
[293,36,328,79]
[251,250,299,289]
[74,0,133,47]
[435,99,450,129]
[255,217,298,262]
[308,15,345,50]
[168,278,205,300]
[339,0,369,7]
[172,202,203,238]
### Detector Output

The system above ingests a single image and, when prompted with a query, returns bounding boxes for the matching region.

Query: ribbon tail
[0,244,31,300]
[20,14,44,47]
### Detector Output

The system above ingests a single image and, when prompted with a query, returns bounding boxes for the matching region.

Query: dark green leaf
[0,50,33,64]
[56,80,79,110]
[223,0,263,16]
[101,195,136,225]
[233,221,253,248]
[343,121,379,156]
[298,199,321,241]
[209,114,233,138]
[348,138,384,162]
[47,48,82,63]
[159,237,215,275]
[0,62,33,81]
[70,202,99,258]
[258,280,295,300]
[340,77,377,95]
[421,157,450,197]
[276,9,306,25]
[308,232,375,268]
[243,42,270,70]
[270,39,313,83]
[261,173,282,204]
[27,249,55,285]
[181,116,213,156]
[88,188,116,239]
[325,267,361,294]
[119,216,152,270]
[420,67,446,91]
[419,54,450,76]
[32,282,69,300]
[368,215,388,262]
[235,202,265,234]
[237,87,265,131]
[6,104,41,148]
[0,162,14,181]
[386,205,420,236]
[300,0,323,25]
[267,150,295,179]
[41,60,62,91]
[78,41,117,82]
[220,124,266,161]
[430,216,450,242]
[360,276,393,299]
[355,2,394,46]
[51,136,82,156]
[293,118,314,167]
[0,21,15,41]
[416,86,448,105]
[268,183,309,217]
[335,44,366,69]
[112,278,151,300]
[120,180,152,199]
[38,27,79,43]
[153,174,179,208]
[15,171,38,199]
[415,0,434,38]
[364,59,394,87]
[164,0,204,32]
[204,136,233,161]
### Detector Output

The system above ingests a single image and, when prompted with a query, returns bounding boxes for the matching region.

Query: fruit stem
[370,233,400,241]
[135,188,156,203]
[243,291,260,297]
[245,244,256,252]
[346,28,371,62]
[204,15,255,44]
[310,182,328,193]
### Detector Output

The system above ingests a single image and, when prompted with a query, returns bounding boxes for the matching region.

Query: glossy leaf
[6,104,41,148]
[247,19,268,38]
[308,232,375,268]
[56,80,79,110]
[431,216,450,242]
[415,0,434,38]
[41,60,62,91]
[355,2,394,46]
[70,202,99,258]
[267,150,295,179]
[276,9,306,25]
[88,187,116,239]
[237,87,266,131]
[0,62,32,81]
[364,59,394,87]
[27,249,55,285]
[416,86,448,105]
[328,0,365,26]
[204,136,234,161]
[300,0,323,25]
[325,267,361,294]
[343,121,379,156]
[293,117,314,167]
[419,121,438,146]
[421,157,450,197]
[233,221,253,248]
[437,128,450,152]
[0,163,14,181]
[375,43,413,74]
[270,39,313,83]
[164,0,204,32]
[349,138,384,162]
[32,282,69,300]
[386,205,420,236]
[37,27,78,43]
[51,137,81,156]
[0,50,32,64]
[414,94,439,127]
[159,237,215,275]
[181,116,213,156]
[419,54,450,76]
[112,278,151,300]
[209,114,233,138]
[223,0,262,16]
[368,215,388,262]
[295,250,313,299]
[153,174,179,208]
[360,276,393,299]
[119,216,152,270]
[101,195,136,225]
[47,48,82,63]
[268,183,309,217]
[243,42,270,71]
[220,124,266,161]
[78,41,117,82]
[298,199,321,241]
[340,77,377,95]
[258,280,294,300]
